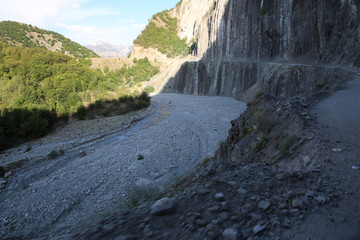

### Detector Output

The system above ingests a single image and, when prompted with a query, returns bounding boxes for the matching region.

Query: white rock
[332,148,343,153]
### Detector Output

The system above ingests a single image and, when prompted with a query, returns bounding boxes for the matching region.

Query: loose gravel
[0,93,245,239]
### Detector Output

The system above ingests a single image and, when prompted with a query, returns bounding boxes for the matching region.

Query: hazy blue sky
[0,0,180,45]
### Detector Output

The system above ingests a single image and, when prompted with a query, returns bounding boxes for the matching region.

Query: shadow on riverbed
[74,92,150,120]
[0,92,151,152]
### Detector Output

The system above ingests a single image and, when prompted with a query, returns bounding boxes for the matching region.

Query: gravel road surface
[0,93,245,239]
[283,75,360,239]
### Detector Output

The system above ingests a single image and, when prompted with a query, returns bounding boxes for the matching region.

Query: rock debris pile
[74,160,345,240]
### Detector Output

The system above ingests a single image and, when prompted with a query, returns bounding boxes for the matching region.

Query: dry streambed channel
[0,93,246,239]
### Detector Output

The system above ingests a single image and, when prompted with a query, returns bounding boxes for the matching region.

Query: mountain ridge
[0,21,99,58]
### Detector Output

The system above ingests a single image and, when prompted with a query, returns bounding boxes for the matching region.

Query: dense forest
[0,21,99,58]
[133,11,189,57]
[0,42,158,151]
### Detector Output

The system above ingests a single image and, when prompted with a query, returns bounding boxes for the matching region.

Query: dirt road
[283,76,360,239]
[0,94,246,239]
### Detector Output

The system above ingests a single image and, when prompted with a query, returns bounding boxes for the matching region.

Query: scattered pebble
[292,199,304,209]
[258,200,271,210]
[214,192,225,201]
[253,223,267,234]
[222,228,238,240]
[332,148,343,153]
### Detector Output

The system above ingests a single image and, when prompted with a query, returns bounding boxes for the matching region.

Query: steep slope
[129,0,215,92]
[0,21,99,58]
[169,0,360,99]
[133,10,188,58]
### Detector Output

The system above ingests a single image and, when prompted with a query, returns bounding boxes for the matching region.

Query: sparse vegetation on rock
[133,11,188,57]
[0,21,99,58]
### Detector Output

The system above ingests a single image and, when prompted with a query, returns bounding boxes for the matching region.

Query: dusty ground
[74,75,360,240]
[282,77,360,239]
[0,94,245,240]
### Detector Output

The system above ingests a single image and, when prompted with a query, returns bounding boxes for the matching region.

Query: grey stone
[214,192,225,201]
[292,199,304,209]
[194,219,207,227]
[114,235,137,240]
[219,211,229,221]
[4,171,12,178]
[332,148,343,153]
[315,196,326,204]
[282,218,291,229]
[143,225,154,237]
[150,197,177,216]
[290,208,301,216]
[253,223,267,234]
[208,206,220,212]
[237,187,248,194]
[301,102,309,108]
[205,223,219,233]
[302,156,311,165]
[258,200,271,210]
[222,228,238,240]
[102,223,116,234]
[305,190,315,198]
[227,181,237,186]
[251,213,262,221]
[278,203,287,209]
[0,179,7,189]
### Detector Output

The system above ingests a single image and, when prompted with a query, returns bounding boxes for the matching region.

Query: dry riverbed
[0,93,245,239]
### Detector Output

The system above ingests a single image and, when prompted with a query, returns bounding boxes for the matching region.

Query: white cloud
[0,0,116,27]
[0,0,144,45]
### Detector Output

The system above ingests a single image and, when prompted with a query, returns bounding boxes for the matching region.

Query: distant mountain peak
[85,41,133,58]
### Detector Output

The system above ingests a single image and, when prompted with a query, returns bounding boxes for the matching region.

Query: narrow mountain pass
[0,94,246,239]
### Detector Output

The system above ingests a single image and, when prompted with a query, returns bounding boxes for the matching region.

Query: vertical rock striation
[169,0,360,98]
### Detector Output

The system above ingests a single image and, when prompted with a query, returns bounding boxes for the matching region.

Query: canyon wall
[168,0,360,99]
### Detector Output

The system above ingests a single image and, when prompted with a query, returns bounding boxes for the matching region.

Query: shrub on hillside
[133,11,188,57]
[0,108,57,151]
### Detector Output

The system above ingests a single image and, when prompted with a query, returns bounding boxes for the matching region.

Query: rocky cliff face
[170,0,213,42]
[169,0,360,99]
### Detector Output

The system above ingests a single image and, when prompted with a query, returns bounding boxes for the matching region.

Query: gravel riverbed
[0,93,245,239]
